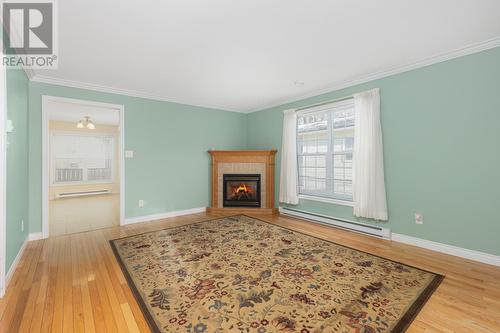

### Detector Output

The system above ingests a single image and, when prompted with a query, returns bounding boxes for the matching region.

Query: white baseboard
[5,235,28,291]
[279,207,391,239]
[392,233,500,267]
[28,232,44,241]
[279,207,500,267]
[124,207,206,225]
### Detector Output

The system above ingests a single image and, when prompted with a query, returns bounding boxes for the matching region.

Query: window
[50,133,114,185]
[297,99,355,202]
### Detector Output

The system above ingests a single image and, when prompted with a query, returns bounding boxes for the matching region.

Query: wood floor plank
[30,239,55,332]
[49,236,66,333]
[81,232,106,333]
[18,242,46,333]
[74,234,96,333]
[120,303,140,333]
[70,236,84,333]
[92,234,129,332]
[0,242,40,331]
[4,242,42,332]
[86,233,119,333]
[0,212,499,332]
[62,236,74,333]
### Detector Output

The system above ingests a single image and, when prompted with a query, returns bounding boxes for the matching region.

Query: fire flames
[230,183,253,200]
[236,184,249,193]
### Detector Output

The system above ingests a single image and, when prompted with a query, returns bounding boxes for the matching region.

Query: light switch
[6,120,14,133]
[125,150,134,158]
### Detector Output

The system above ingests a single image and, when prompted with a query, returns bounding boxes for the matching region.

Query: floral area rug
[110,215,443,333]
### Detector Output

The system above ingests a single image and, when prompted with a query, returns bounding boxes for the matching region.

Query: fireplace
[223,174,261,208]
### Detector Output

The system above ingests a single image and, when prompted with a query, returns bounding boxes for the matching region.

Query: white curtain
[353,88,388,220]
[279,109,299,205]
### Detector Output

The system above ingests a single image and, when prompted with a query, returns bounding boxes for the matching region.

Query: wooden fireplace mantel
[207,150,278,214]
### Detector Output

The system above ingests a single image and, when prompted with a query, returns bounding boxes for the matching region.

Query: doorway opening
[42,96,125,237]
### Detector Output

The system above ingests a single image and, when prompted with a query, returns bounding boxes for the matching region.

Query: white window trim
[296,98,355,203]
[298,194,354,207]
[49,131,115,186]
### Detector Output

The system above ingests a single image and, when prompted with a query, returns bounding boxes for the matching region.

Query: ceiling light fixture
[76,116,96,130]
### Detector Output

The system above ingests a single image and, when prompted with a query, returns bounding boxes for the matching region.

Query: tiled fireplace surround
[208,150,278,214]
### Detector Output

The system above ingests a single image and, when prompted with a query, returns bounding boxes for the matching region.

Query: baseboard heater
[57,189,111,198]
[279,207,391,239]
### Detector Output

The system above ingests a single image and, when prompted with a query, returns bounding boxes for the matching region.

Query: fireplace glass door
[223,174,261,208]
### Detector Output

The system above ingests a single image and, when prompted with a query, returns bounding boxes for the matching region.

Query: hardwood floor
[1,212,499,332]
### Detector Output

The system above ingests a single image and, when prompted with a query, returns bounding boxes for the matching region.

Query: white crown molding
[246,37,500,113]
[392,233,500,267]
[124,207,206,225]
[30,75,241,113]
[27,37,500,114]
[22,66,36,80]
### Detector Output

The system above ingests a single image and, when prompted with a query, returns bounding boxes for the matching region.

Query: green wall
[6,68,30,271]
[247,47,500,256]
[6,46,500,270]
[28,82,248,233]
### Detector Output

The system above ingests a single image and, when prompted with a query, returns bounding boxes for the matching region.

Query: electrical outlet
[125,150,134,158]
[21,219,24,232]
[138,199,145,208]
[415,213,424,225]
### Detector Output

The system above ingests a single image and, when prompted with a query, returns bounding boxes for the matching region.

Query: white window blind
[296,99,355,201]
[50,133,114,185]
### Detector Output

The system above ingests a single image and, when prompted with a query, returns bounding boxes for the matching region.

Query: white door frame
[42,95,125,238]
[0,62,7,297]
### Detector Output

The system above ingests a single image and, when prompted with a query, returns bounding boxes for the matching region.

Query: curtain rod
[295,95,353,112]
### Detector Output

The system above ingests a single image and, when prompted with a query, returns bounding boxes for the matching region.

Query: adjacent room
[1,1,500,332]
[46,98,123,236]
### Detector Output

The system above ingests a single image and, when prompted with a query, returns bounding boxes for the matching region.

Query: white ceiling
[48,100,120,125]
[34,0,500,113]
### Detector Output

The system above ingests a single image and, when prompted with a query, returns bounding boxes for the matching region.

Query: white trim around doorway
[0,61,7,297]
[41,95,126,239]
